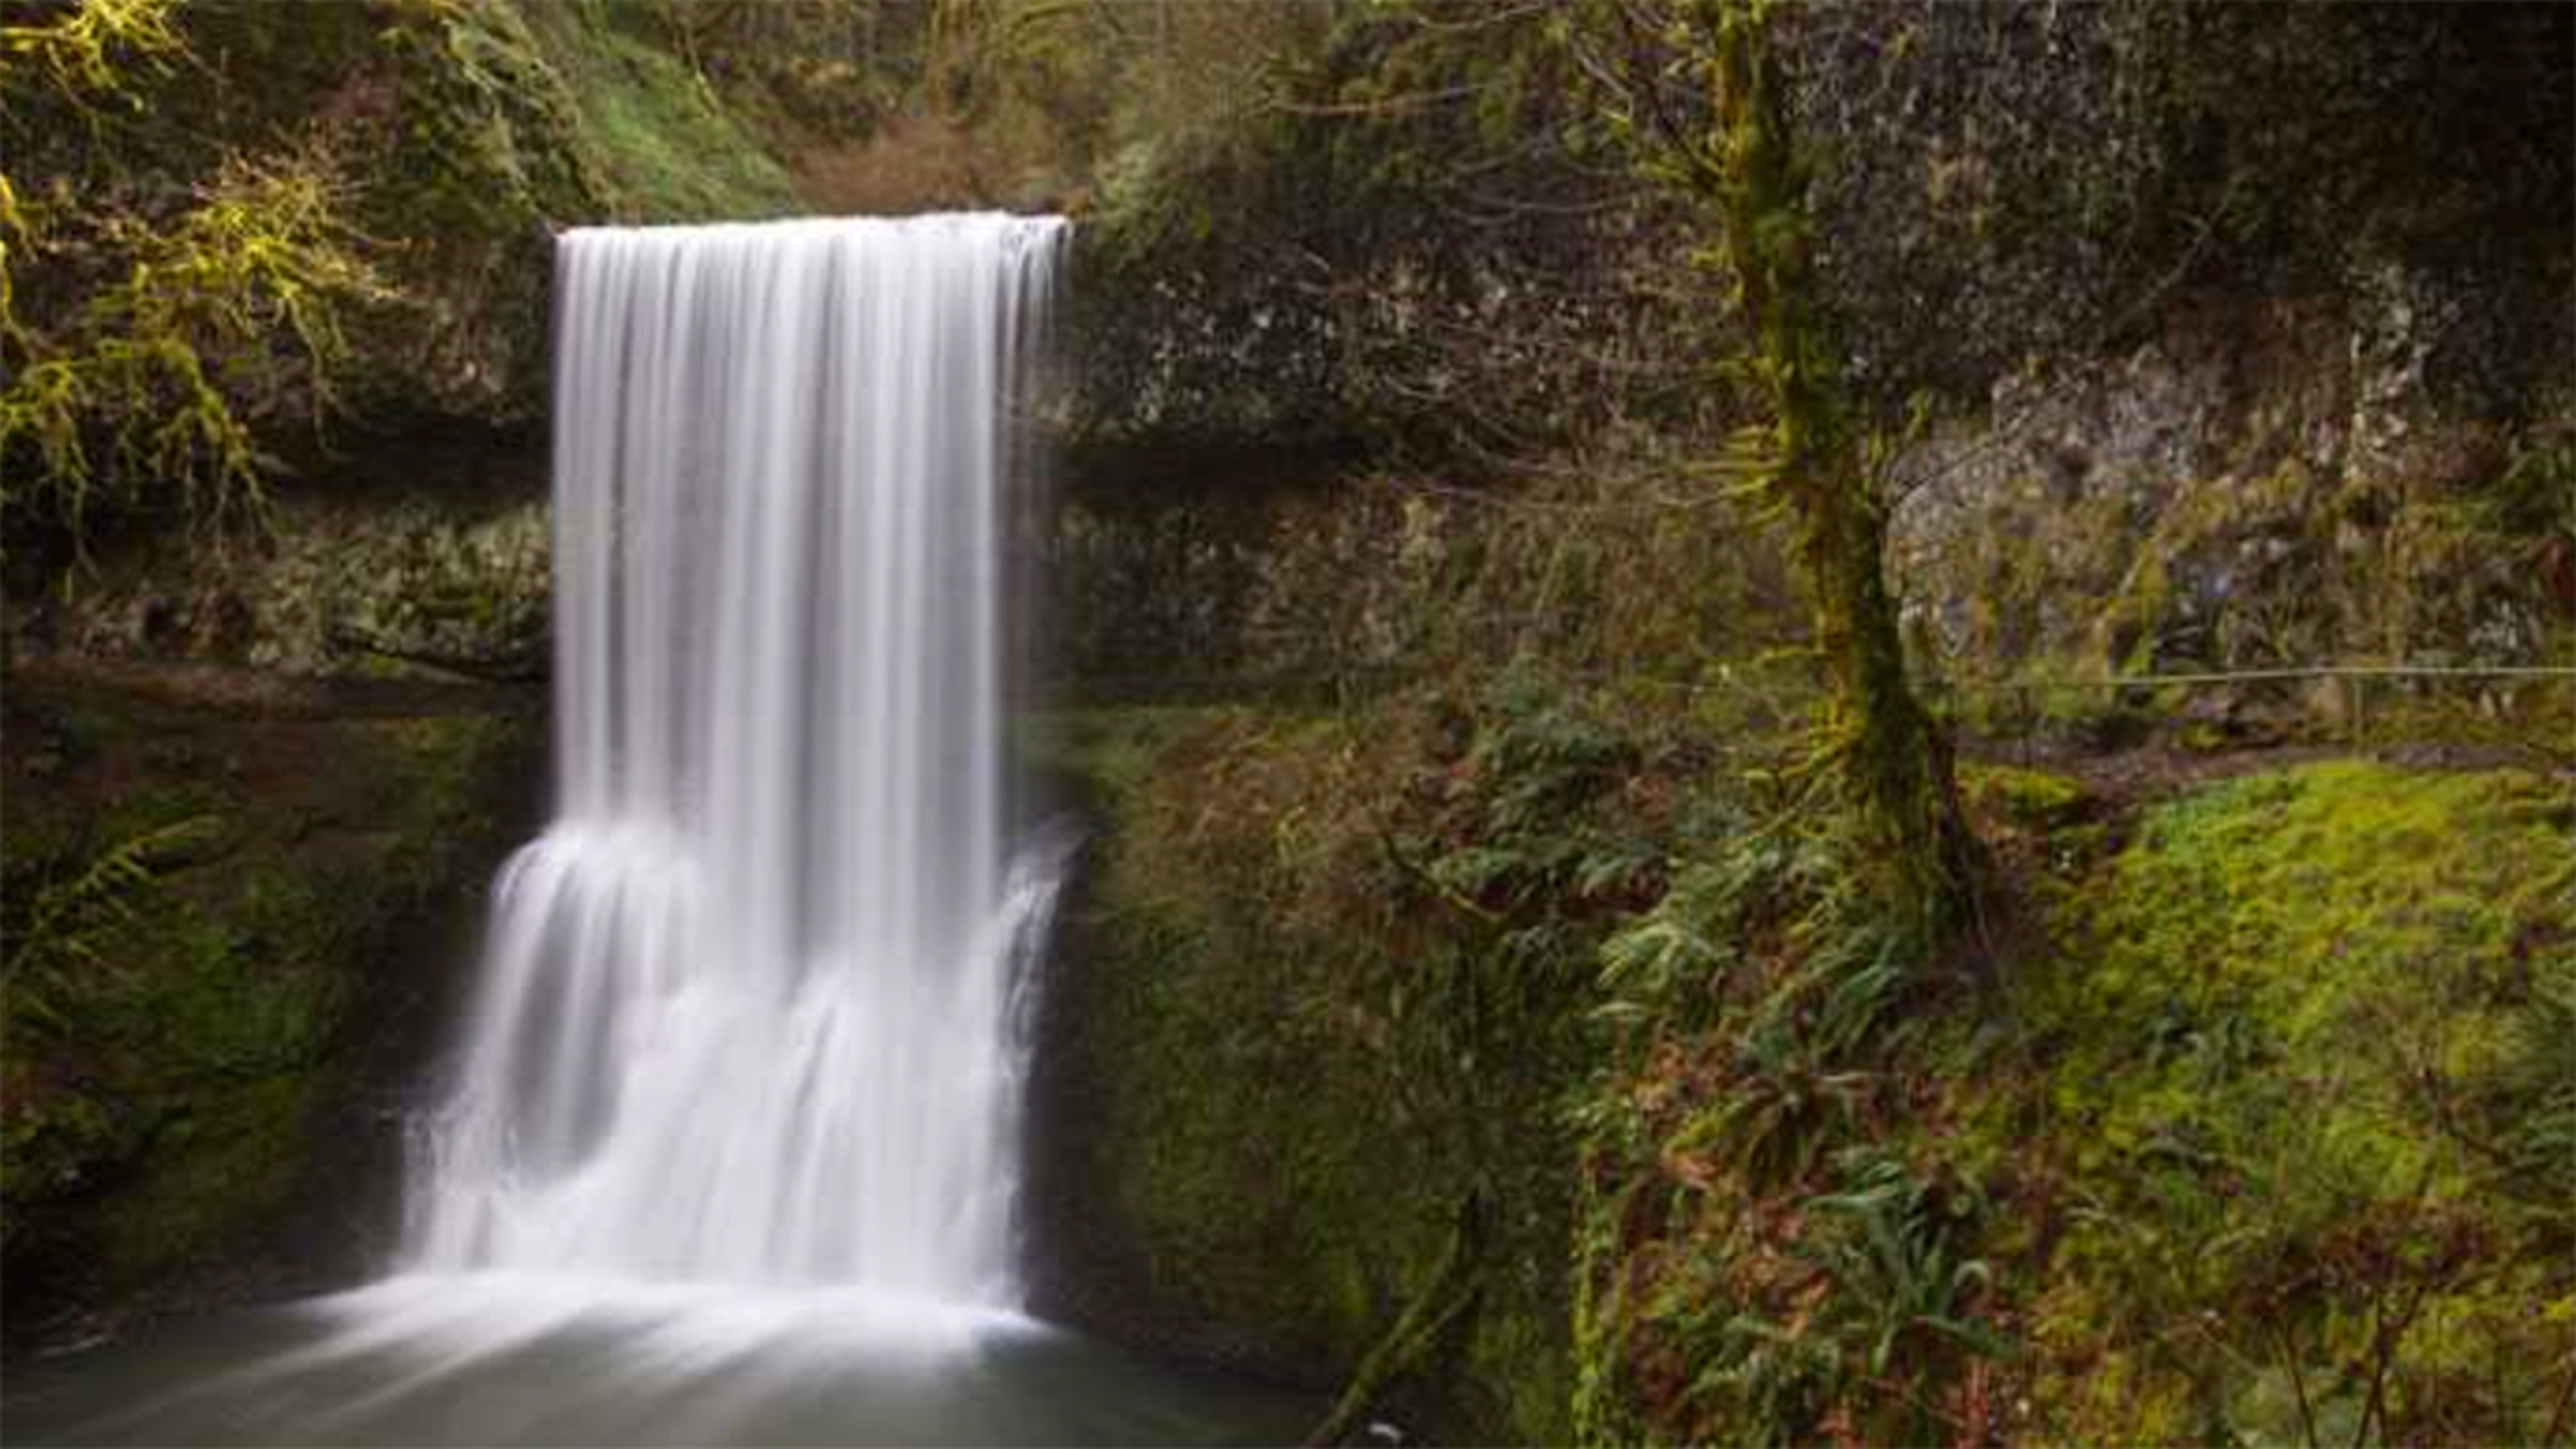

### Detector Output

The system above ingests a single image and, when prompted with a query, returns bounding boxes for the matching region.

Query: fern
[5,816,216,1036]
[1802,1147,2007,1437]
[2491,938,2576,1216]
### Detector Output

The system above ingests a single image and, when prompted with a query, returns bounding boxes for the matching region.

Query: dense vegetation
[4,2,2570,1445]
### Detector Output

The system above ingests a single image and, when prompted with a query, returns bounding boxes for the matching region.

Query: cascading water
[410,213,1068,1306]
[9,211,1326,1446]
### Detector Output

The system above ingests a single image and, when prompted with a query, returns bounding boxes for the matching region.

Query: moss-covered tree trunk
[1674,0,1986,934]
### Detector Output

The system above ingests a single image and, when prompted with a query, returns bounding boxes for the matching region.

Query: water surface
[7,1275,1319,1446]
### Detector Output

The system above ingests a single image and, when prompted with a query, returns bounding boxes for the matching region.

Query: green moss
[1074,842,1443,1365]
[1960,762,2094,832]
[2014,761,2575,1444]
[343,0,801,421]
[378,712,525,861]
[1093,975,1411,1334]
[3,851,343,1287]
[115,902,333,1077]
[2073,763,2563,1061]
[1,678,538,1334]
[94,1073,323,1290]
[1040,698,1587,1441]
[520,1,798,222]
[97,783,232,846]
[1010,706,1233,814]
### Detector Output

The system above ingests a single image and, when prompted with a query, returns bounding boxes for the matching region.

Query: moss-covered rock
[1890,305,2574,743]
[25,481,551,681]
[1044,485,1463,699]
[359,0,802,422]
[0,663,543,1354]
[1018,700,1596,1444]
[1020,707,1454,1382]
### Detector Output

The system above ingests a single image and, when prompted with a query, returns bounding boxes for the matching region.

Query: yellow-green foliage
[1,1,392,541]
[0,0,179,347]
[2013,762,2575,1444]
[2,152,392,537]
[0,0,178,105]
[4,0,813,547]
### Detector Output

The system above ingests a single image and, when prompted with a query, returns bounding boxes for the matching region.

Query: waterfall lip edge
[556,211,1071,242]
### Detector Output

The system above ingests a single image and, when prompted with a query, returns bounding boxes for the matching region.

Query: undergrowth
[2006,763,2575,1446]
[1549,727,2575,1448]
[1570,794,2002,1447]
[1057,642,2571,1448]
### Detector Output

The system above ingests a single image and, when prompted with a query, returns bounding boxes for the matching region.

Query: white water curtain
[410,215,1067,1306]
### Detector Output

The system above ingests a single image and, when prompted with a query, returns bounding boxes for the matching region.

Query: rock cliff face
[1,663,544,1354]
[1893,298,2571,734]
[29,5,2563,714]
[18,460,551,684]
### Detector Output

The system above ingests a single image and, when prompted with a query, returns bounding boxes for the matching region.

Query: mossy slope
[1577,755,2572,1445]
[1022,708,1459,1390]
[1026,678,2571,1447]
[2008,761,2573,1444]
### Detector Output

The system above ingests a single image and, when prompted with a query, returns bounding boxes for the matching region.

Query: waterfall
[409,213,1067,1308]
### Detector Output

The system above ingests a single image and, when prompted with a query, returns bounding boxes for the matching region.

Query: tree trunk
[1699,0,1986,936]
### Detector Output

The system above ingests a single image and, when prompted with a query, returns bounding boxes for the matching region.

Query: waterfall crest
[409,213,1066,1307]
